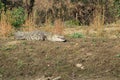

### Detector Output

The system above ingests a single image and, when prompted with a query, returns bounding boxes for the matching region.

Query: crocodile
[14,30,66,42]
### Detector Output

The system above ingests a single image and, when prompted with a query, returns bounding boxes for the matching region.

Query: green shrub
[70,33,84,38]
[9,7,26,28]
[0,1,4,19]
[0,1,4,11]
[114,0,120,17]
[65,20,80,27]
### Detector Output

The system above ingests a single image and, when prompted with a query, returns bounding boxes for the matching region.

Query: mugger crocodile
[14,30,66,42]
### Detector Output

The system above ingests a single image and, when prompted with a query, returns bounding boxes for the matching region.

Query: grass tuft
[70,33,84,38]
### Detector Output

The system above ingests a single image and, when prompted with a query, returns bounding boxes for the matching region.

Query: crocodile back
[14,31,46,40]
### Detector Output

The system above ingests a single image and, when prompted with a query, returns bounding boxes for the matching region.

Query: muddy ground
[0,37,120,80]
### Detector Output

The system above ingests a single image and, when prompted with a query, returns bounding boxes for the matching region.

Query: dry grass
[53,19,64,35]
[22,14,37,31]
[90,5,105,37]
[43,19,64,35]
[43,18,53,32]
[0,12,13,38]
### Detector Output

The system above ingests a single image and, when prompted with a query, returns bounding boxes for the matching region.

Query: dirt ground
[0,37,120,80]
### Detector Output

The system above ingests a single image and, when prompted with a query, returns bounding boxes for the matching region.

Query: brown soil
[0,37,120,80]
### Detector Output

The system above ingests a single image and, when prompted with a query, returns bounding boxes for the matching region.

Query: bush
[64,20,80,27]
[9,7,26,28]
[70,33,84,38]
[0,1,4,19]
[114,0,120,17]
[0,1,4,11]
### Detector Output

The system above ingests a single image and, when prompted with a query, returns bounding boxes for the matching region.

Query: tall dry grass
[0,12,13,38]
[22,14,37,31]
[43,19,64,35]
[90,5,105,37]
[53,19,64,35]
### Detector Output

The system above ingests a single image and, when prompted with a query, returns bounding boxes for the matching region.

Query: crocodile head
[47,34,66,42]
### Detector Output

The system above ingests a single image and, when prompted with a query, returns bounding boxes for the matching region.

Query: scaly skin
[14,30,66,42]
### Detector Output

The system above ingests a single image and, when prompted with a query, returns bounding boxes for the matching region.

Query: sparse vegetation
[0,38,120,80]
[17,59,25,69]
[0,45,17,51]
[70,33,84,38]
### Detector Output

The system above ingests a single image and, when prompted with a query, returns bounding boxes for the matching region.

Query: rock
[76,63,85,70]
